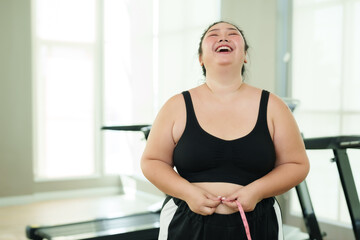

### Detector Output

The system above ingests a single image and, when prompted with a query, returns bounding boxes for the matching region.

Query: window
[33,0,98,179]
[291,0,360,225]
[33,0,220,180]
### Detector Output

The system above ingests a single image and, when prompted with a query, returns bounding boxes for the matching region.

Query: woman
[141,21,309,240]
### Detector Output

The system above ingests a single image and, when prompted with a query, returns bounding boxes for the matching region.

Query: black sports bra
[173,90,276,186]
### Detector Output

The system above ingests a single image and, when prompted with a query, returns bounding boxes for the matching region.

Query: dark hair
[198,21,249,77]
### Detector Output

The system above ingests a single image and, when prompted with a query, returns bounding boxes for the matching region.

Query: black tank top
[173,90,276,186]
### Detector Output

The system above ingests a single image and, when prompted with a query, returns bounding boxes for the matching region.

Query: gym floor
[0,193,164,240]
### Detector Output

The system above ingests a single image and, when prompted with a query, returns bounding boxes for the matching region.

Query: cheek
[201,50,212,65]
[201,43,210,53]
[202,37,216,50]
[201,41,214,58]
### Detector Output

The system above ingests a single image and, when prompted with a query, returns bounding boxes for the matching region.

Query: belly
[192,182,244,214]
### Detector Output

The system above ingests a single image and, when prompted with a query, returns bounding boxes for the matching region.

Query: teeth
[216,46,232,52]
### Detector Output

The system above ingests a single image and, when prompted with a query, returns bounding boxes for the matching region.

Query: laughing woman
[141,21,309,240]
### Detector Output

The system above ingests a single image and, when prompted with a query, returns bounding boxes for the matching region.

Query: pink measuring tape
[222,199,251,240]
[235,200,252,240]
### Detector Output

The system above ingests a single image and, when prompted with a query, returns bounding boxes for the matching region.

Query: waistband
[163,196,275,227]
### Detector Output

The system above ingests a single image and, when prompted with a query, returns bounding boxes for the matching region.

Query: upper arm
[141,94,185,167]
[268,93,309,169]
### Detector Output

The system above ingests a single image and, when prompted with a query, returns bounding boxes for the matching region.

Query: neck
[204,66,244,95]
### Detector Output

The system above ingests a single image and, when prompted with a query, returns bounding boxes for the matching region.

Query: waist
[192,182,244,214]
[177,163,273,186]
[181,170,261,186]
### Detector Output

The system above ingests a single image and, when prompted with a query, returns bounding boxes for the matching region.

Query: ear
[199,55,203,66]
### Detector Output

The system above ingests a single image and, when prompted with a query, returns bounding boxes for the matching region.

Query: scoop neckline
[187,91,262,142]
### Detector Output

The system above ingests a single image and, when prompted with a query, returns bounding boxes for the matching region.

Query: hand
[221,186,262,212]
[184,186,222,216]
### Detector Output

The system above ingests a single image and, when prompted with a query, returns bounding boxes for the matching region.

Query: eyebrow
[208,27,239,33]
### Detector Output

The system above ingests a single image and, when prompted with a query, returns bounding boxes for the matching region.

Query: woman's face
[199,22,246,71]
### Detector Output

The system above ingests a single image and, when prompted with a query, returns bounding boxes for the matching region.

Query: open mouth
[215,45,233,53]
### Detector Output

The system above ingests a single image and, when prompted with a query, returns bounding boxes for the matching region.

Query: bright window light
[291,0,360,225]
[34,0,96,179]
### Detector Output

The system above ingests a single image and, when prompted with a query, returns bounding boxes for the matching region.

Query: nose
[219,38,229,43]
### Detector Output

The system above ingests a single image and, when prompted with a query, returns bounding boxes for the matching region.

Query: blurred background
[1,0,360,239]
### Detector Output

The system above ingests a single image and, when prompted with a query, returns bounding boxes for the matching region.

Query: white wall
[0,0,34,197]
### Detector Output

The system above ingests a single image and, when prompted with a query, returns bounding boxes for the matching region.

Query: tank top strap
[181,91,197,125]
[257,90,270,127]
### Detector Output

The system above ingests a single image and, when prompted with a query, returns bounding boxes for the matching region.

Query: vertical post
[333,149,360,240]
[276,0,293,97]
[295,181,323,240]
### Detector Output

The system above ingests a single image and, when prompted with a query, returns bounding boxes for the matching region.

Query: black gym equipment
[26,212,160,240]
[101,124,152,140]
[26,125,360,240]
[299,136,360,240]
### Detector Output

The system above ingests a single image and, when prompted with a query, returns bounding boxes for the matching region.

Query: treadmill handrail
[101,124,152,140]
[101,124,151,132]
[304,136,360,150]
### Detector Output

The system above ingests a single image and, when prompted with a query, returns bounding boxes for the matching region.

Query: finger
[222,194,238,202]
[204,194,222,206]
[222,200,238,210]
[205,198,221,208]
[222,200,237,207]
[201,206,216,216]
[205,193,222,201]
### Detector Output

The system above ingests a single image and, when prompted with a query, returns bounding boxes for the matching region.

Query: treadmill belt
[28,212,160,240]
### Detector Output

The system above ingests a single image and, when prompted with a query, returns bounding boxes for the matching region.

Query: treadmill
[26,212,160,240]
[26,125,162,240]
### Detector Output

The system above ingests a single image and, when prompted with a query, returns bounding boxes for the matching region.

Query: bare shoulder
[239,84,289,115]
[157,93,185,119]
[241,84,264,100]
[267,92,293,118]
[264,91,298,142]
[148,92,186,143]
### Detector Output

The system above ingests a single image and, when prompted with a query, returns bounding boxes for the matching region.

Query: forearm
[141,159,195,200]
[248,162,309,201]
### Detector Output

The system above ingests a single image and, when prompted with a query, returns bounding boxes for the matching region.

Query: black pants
[158,196,283,240]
